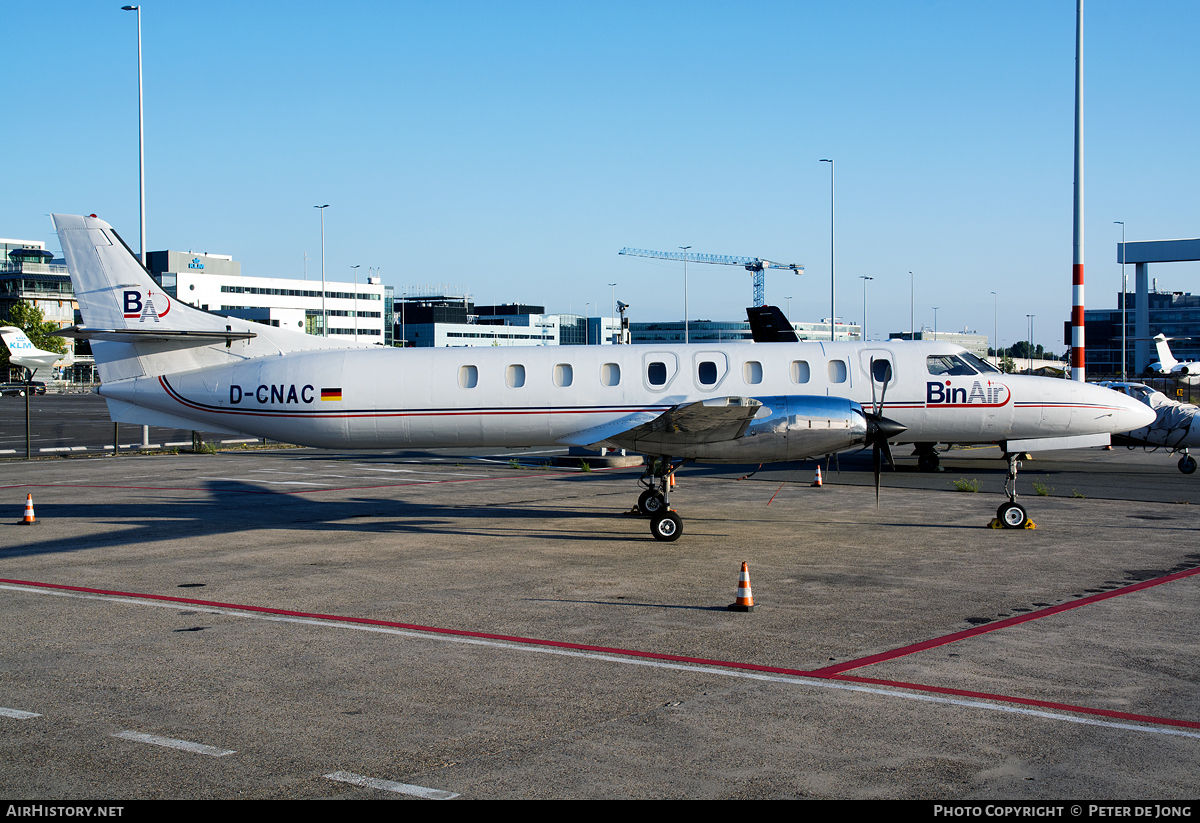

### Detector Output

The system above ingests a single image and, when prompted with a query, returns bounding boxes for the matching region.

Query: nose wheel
[997,452,1030,528]
[638,457,686,541]
[1179,452,1197,474]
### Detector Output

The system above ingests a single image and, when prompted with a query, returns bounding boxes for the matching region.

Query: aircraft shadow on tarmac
[0,478,646,559]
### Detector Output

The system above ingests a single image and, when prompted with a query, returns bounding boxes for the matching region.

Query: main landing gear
[996,452,1029,528]
[913,443,941,472]
[637,457,684,542]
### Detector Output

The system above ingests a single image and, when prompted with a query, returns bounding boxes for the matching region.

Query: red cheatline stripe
[809,564,1200,676]
[2,576,1197,731]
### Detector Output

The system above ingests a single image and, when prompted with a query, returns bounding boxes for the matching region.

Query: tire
[1179,456,1197,475]
[650,511,682,542]
[997,501,1028,529]
[917,451,940,472]
[638,489,666,516]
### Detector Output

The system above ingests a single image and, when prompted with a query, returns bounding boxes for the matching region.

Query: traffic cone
[20,494,37,526]
[728,562,755,612]
[669,472,676,488]
[812,466,823,487]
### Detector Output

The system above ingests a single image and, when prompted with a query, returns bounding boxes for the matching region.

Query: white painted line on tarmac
[38,447,75,453]
[0,450,15,454]
[220,439,259,444]
[0,707,41,720]
[113,730,235,756]
[165,442,192,447]
[325,770,458,799]
[6,583,1197,742]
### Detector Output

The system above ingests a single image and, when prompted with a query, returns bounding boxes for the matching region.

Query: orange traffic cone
[812,466,823,487]
[20,494,37,526]
[728,562,755,612]
[669,472,676,488]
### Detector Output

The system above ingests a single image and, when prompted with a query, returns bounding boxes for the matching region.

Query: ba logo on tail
[123,289,172,322]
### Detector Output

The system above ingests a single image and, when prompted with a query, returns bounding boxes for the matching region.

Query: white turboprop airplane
[1149,334,1200,385]
[1099,381,1200,474]
[51,213,1154,537]
[0,326,65,374]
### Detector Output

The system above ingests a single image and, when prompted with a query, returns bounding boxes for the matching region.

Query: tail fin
[1154,334,1179,371]
[0,326,62,371]
[52,213,329,383]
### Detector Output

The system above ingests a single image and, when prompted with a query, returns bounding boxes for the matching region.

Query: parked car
[0,381,46,396]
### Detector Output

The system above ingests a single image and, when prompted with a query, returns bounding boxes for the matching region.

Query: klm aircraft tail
[52,213,328,384]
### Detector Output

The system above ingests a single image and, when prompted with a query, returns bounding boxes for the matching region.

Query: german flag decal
[320,388,342,401]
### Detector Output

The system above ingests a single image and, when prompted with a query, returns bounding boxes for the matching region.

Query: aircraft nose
[1108,388,1157,432]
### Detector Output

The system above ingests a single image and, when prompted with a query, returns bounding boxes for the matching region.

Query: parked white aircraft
[1149,335,1200,385]
[0,326,65,374]
[1099,381,1200,474]
[52,213,1154,537]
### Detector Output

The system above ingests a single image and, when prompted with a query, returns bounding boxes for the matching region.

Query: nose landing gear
[637,457,684,541]
[996,452,1030,529]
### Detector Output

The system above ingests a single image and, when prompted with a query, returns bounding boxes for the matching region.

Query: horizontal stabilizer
[52,325,257,343]
[103,396,248,436]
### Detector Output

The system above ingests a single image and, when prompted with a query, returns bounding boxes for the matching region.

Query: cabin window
[601,362,620,386]
[506,364,526,388]
[554,363,573,387]
[827,360,848,383]
[458,365,478,389]
[648,361,667,386]
[871,359,893,384]
[791,360,810,384]
[698,361,718,385]
[743,361,763,384]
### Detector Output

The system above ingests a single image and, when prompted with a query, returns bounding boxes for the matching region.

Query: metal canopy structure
[1118,238,1200,372]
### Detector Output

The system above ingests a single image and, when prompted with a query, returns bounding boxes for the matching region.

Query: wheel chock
[987,517,1037,529]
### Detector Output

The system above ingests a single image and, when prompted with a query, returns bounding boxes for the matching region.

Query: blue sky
[6,1,1198,351]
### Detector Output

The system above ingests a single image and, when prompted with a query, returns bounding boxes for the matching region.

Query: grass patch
[508,458,522,469]
[1070,490,1086,498]
[1032,477,1054,496]
[952,478,981,493]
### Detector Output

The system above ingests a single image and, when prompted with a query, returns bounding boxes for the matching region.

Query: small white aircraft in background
[1149,335,1200,385]
[0,326,64,376]
[51,213,1154,537]
[1099,381,1200,474]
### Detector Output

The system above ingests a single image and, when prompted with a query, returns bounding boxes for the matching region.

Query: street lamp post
[1027,314,1036,372]
[121,5,145,266]
[351,265,360,341]
[679,246,691,344]
[991,291,998,367]
[314,205,329,337]
[820,159,835,342]
[932,307,939,341]
[608,282,617,345]
[859,276,873,341]
[909,271,914,338]
[1115,221,1126,379]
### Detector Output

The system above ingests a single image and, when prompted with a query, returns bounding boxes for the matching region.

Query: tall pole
[608,282,617,345]
[679,246,691,344]
[351,265,360,341]
[314,205,329,337]
[821,159,835,342]
[121,6,145,266]
[860,275,873,341]
[933,307,939,341]
[991,291,998,366]
[1115,221,1126,379]
[1070,0,1086,381]
[909,271,914,338]
[1028,314,1036,371]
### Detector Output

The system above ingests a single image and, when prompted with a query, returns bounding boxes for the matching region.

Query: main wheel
[997,501,1028,529]
[638,489,666,515]
[650,511,682,542]
[1179,455,1197,474]
[917,451,940,472]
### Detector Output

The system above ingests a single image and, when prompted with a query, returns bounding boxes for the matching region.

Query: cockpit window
[958,351,1000,373]
[926,354,978,376]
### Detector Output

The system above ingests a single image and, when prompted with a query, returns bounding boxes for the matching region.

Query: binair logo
[926,379,1010,408]
[123,289,172,322]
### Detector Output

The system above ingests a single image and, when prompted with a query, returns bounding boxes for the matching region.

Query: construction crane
[617,248,803,308]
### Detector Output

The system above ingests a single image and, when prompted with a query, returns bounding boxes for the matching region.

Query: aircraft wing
[558,397,763,451]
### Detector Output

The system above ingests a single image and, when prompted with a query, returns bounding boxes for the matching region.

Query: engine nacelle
[680,395,868,464]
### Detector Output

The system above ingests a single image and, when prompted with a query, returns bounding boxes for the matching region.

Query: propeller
[865,358,907,504]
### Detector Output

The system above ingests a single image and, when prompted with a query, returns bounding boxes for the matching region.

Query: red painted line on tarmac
[2,576,1198,732]
[808,564,1200,677]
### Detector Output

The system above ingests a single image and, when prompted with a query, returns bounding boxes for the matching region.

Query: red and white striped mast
[1071,0,1086,381]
